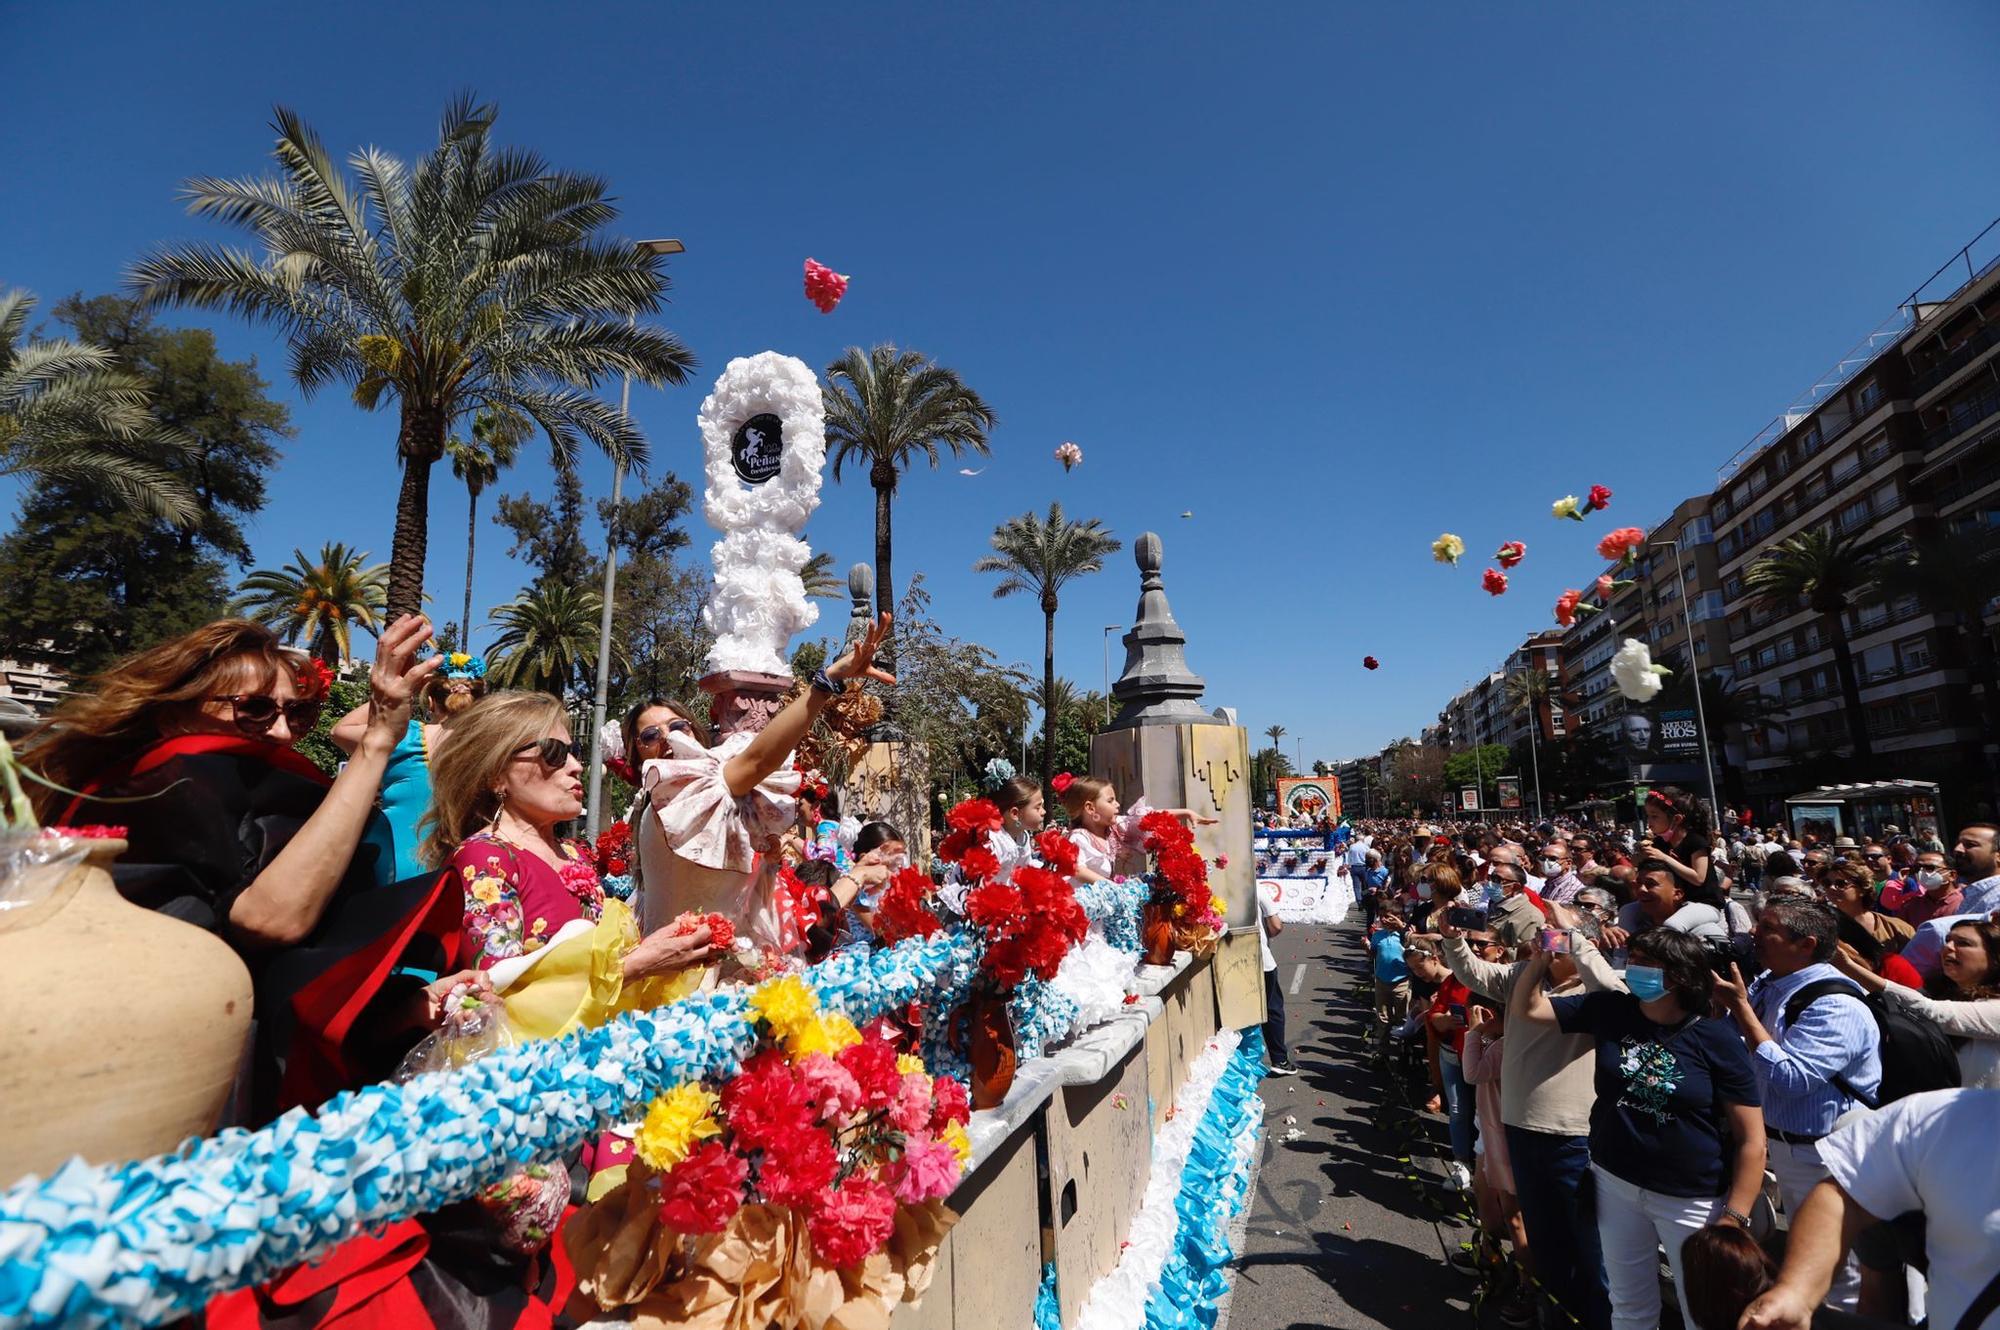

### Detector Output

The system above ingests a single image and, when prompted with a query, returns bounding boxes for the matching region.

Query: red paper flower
[295,658,334,702]
[929,1076,971,1130]
[720,1050,814,1150]
[759,1129,839,1207]
[936,828,979,864]
[947,798,1004,835]
[958,845,1001,883]
[1036,828,1080,878]
[1596,574,1615,601]
[795,1052,864,1122]
[657,1140,747,1233]
[667,910,735,952]
[1051,772,1075,795]
[1495,541,1526,569]
[808,1174,898,1267]
[873,868,945,944]
[1587,484,1613,511]
[1554,588,1584,627]
[1363,656,1379,670]
[838,1034,902,1107]
[803,258,849,314]
[1595,526,1647,562]
[1482,568,1508,596]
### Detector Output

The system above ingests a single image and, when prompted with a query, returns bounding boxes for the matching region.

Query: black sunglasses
[513,738,580,770]
[637,719,695,746]
[218,694,323,735]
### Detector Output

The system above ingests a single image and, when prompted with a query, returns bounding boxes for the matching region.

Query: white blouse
[1880,985,2000,1091]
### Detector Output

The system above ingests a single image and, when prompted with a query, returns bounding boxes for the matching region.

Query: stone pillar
[1089,532,1263,1029]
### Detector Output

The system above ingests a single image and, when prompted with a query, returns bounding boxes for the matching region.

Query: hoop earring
[486,791,506,835]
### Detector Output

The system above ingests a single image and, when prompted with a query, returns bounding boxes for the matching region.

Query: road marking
[1288,963,1306,995]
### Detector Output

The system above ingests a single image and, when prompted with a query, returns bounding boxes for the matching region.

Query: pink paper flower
[890,1133,962,1205]
[1596,574,1615,600]
[809,1174,898,1267]
[1055,441,1083,472]
[1596,527,1648,562]
[889,1072,933,1136]
[1482,568,1508,596]
[803,258,849,313]
[796,1052,863,1123]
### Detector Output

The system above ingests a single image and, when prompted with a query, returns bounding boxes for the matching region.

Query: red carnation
[1596,574,1615,601]
[1482,568,1508,596]
[958,845,1001,883]
[947,798,1004,834]
[658,1140,747,1234]
[929,1075,971,1129]
[936,828,979,864]
[808,1174,898,1268]
[1495,541,1526,569]
[873,868,945,944]
[295,658,334,702]
[759,1129,839,1207]
[667,910,734,952]
[803,258,849,314]
[1595,526,1647,562]
[1051,772,1075,795]
[1036,828,1080,877]
[1587,484,1613,511]
[721,1051,814,1149]
[1554,588,1584,627]
[1363,656,1379,670]
[838,1034,902,1107]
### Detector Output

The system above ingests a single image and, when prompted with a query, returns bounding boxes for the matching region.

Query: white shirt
[1815,1090,2000,1330]
[1255,883,1278,972]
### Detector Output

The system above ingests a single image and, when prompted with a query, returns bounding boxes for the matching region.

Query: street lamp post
[587,237,684,839]
[1520,645,1546,822]
[1649,539,1722,823]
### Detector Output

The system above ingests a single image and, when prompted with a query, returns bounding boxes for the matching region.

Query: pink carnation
[796,1052,863,1123]
[803,258,849,313]
[889,1072,933,1135]
[809,1174,898,1267]
[891,1133,962,1205]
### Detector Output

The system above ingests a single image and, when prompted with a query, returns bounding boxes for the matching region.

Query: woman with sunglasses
[598,697,710,902]
[26,615,467,1124]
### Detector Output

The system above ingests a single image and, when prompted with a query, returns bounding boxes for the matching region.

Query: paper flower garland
[1495,541,1526,569]
[1431,533,1465,565]
[803,258,849,313]
[1482,568,1508,596]
[1055,441,1083,472]
[1611,637,1671,702]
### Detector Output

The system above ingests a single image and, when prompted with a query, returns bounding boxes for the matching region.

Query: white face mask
[1916,869,1948,891]
[1415,883,1433,900]
[1540,859,1563,879]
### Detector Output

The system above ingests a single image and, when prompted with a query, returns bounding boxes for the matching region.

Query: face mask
[1540,859,1563,879]
[1415,883,1433,900]
[1487,882,1509,904]
[1625,965,1668,1002]
[1917,870,1948,890]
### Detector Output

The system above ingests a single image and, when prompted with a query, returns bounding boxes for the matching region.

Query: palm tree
[1265,724,1287,758]
[489,583,617,698]
[1659,671,1789,808]
[824,345,996,640]
[800,550,844,600]
[1504,666,1551,723]
[446,408,529,647]
[974,503,1121,783]
[234,542,389,665]
[1744,527,1877,762]
[1870,522,2000,802]
[1,288,195,521]
[130,95,696,622]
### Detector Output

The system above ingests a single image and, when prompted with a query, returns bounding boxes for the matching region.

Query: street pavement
[1221,917,1488,1330]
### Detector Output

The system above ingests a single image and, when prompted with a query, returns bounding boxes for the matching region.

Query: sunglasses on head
[218,694,323,735]
[513,737,580,770]
[637,719,695,746]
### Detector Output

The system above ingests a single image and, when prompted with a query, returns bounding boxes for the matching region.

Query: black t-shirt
[1552,991,1760,1198]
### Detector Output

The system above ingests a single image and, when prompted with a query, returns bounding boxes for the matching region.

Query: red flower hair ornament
[1051,772,1075,795]
[295,658,334,702]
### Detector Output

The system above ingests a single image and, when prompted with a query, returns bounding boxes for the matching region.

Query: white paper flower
[599,718,625,763]
[1610,637,1671,703]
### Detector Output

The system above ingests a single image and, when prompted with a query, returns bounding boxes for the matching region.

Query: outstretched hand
[829,612,897,688]
[369,614,444,737]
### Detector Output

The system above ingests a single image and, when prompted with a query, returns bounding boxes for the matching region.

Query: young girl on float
[1055,772,1215,881]
[938,774,1046,914]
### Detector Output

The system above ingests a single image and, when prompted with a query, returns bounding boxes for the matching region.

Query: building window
[1758,644,1778,668]
[1909,692,1942,727]
[1838,497,1872,532]
[1899,637,1933,672]
[1859,380,1883,412]
[1735,653,1754,675]
[1832,454,1862,486]
[1805,477,1828,507]
[1803,423,1823,453]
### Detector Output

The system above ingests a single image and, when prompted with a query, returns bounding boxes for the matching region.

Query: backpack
[1783,978,1962,1108]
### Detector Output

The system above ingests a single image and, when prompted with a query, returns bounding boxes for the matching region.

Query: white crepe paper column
[697,352,826,676]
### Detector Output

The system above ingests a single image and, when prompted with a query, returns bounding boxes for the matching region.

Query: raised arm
[723,613,895,799]
[228,616,441,946]
[1511,948,1559,1026]
[329,701,371,756]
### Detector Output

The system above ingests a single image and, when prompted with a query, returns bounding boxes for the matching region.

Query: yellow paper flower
[942,1120,972,1164]
[1431,533,1465,565]
[449,652,471,668]
[896,1054,928,1076]
[749,974,818,1038]
[634,1082,721,1169]
[1552,495,1581,520]
[786,1012,863,1059]
[1210,894,1227,916]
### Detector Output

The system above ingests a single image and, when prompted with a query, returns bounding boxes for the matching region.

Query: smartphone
[1447,1004,1467,1023]
[1447,906,1488,930]
[1538,927,1574,955]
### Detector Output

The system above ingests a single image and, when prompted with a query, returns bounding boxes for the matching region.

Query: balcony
[1924,382,2000,451]
[1909,319,2000,399]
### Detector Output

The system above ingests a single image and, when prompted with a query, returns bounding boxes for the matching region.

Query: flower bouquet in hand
[567,974,971,1326]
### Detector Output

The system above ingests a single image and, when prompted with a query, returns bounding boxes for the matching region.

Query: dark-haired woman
[26,615,465,1124]
[1517,927,1766,1330]
[1833,917,2000,1090]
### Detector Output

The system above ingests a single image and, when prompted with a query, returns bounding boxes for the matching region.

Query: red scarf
[58,731,330,824]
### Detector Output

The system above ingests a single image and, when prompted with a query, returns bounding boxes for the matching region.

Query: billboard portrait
[1459,786,1481,812]
[1276,777,1340,824]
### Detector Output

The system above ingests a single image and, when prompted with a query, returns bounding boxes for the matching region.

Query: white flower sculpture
[1610,637,1671,703]
[696,352,826,675]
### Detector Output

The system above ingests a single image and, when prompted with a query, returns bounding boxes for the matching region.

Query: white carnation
[1610,637,1670,703]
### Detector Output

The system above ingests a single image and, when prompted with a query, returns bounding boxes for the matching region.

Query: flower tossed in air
[1611,637,1672,703]
[1054,441,1083,472]
[1585,484,1613,513]
[1552,495,1583,521]
[1596,574,1616,601]
[1432,533,1466,565]
[803,258,849,313]
[1362,655,1379,671]
[1554,588,1586,627]
[1495,541,1526,569]
[1596,526,1648,563]
[1482,568,1509,596]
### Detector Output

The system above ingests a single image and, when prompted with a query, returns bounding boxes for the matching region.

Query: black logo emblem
[731,414,784,485]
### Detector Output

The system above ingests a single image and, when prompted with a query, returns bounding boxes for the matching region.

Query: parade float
[0,356,1268,1330]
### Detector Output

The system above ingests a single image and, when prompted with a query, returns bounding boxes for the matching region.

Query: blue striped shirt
[1745,963,1882,1137]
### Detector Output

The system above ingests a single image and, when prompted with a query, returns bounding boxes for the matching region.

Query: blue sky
[7,3,2000,767]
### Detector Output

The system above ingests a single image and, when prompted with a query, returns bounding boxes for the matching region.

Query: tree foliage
[0,294,288,673]
[891,575,1031,809]
[233,541,389,664]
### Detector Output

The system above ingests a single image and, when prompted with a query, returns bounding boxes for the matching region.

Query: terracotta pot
[0,837,253,1185]
[1141,902,1177,966]
[962,994,1017,1110]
